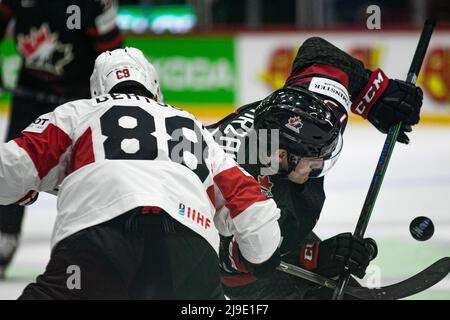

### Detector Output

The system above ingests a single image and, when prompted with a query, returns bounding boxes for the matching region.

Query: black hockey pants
[19,208,225,300]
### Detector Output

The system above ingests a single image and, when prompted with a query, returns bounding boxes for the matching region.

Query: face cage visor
[287,132,343,178]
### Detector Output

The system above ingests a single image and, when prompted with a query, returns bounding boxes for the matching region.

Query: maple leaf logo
[288,116,302,125]
[17,24,74,75]
[285,116,303,133]
[18,24,56,58]
[258,175,274,197]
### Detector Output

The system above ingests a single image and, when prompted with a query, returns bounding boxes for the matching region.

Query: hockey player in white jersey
[0,48,281,299]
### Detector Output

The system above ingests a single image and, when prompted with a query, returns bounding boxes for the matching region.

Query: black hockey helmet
[254,86,343,177]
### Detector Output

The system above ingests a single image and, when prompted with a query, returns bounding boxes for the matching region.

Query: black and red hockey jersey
[212,37,383,287]
[0,0,123,98]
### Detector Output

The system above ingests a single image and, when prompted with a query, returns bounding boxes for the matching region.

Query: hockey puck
[409,216,434,241]
[366,238,378,260]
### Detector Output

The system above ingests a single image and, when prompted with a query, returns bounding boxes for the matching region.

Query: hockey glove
[351,69,423,144]
[219,235,281,279]
[298,233,377,279]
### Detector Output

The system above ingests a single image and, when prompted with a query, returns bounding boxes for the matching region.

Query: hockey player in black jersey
[210,37,423,299]
[0,0,123,278]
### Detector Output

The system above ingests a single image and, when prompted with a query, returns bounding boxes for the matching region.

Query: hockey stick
[332,18,436,300]
[0,58,72,106]
[0,83,70,106]
[278,257,450,300]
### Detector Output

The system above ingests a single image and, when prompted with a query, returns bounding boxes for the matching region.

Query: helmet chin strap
[287,152,301,174]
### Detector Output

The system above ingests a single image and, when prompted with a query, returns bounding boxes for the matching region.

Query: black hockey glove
[242,248,281,278]
[219,235,280,279]
[351,69,423,144]
[298,233,377,279]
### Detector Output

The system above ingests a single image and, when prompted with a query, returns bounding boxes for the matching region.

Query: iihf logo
[285,116,303,133]
[178,203,211,229]
[178,203,186,216]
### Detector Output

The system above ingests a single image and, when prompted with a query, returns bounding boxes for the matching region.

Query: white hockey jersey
[0,93,280,264]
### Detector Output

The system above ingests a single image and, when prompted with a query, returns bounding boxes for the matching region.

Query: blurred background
[1,0,450,122]
[118,0,450,30]
[0,0,449,299]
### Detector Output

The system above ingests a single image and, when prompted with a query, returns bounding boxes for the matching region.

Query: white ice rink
[0,117,449,300]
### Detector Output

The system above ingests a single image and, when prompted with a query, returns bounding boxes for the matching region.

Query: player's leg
[0,95,59,278]
[0,95,31,277]
[0,228,20,278]
[18,212,143,299]
[132,212,224,300]
[163,217,224,299]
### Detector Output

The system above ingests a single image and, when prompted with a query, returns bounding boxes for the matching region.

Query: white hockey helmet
[90,47,162,101]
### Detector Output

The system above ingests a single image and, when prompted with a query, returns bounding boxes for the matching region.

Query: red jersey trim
[14,124,72,179]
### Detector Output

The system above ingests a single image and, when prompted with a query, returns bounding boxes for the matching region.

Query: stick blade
[348,257,450,300]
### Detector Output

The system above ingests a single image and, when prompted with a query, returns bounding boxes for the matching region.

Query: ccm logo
[303,243,315,261]
[353,71,388,116]
[116,69,130,79]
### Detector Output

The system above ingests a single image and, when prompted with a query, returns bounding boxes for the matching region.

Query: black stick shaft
[332,18,436,300]
[407,19,436,83]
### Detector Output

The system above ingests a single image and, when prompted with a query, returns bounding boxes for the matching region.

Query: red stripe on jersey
[206,185,216,208]
[68,128,95,174]
[221,274,257,287]
[0,4,13,19]
[141,206,162,215]
[14,124,72,179]
[286,76,313,86]
[286,63,349,88]
[231,240,249,273]
[213,166,267,219]
[93,34,123,52]
[85,27,99,37]
[14,190,38,206]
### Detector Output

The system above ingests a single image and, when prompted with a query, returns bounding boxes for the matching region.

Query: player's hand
[351,69,423,144]
[368,79,423,144]
[298,233,377,279]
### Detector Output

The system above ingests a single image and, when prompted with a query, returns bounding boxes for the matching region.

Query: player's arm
[0,0,14,42]
[0,104,76,205]
[201,125,281,277]
[83,0,123,53]
[286,37,422,143]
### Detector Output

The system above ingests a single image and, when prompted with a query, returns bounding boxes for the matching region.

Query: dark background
[117,0,450,29]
